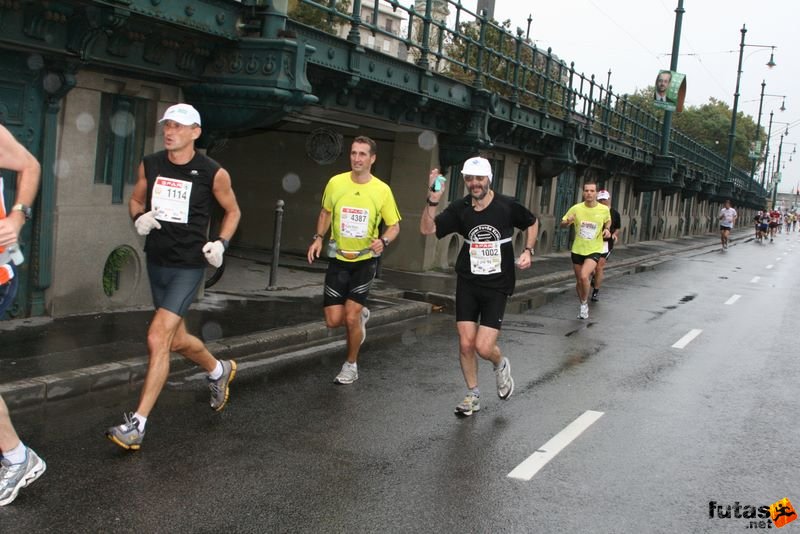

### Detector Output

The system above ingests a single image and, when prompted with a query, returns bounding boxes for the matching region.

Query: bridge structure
[0,0,767,316]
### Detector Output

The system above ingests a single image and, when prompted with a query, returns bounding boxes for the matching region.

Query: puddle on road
[646,293,698,322]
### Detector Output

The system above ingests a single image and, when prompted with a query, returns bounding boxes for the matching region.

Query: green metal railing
[290,0,765,196]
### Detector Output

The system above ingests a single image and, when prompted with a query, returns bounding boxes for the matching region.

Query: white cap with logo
[159,103,201,126]
[597,190,610,200]
[461,156,493,182]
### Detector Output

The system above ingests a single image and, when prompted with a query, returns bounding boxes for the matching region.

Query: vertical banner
[653,70,687,112]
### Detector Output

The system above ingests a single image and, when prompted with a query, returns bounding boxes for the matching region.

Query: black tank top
[142,150,220,267]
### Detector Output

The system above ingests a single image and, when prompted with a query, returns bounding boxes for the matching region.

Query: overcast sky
[485,0,800,193]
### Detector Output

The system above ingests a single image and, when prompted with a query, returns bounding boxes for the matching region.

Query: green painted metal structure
[0,0,768,316]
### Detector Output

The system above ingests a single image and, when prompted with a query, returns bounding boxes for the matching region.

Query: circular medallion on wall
[306,128,343,165]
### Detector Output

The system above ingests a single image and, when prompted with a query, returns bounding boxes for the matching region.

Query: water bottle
[326,239,337,258]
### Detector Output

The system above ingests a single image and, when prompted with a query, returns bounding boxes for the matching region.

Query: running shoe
[359,306,370,345]
[106,413,145,451]
[579,301,589,320]
[334,362,358,384]
[454,393,480,416]
[209,360,237,412]
[590,288,599,302]
[0,448,46,506]
[495,357,514,400]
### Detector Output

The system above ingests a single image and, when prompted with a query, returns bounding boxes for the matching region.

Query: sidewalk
[0,230,749,408]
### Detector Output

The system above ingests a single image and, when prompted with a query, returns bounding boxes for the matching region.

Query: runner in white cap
[106,103,242,450]
[420,156,538,416]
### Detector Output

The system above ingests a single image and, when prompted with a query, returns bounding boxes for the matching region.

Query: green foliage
[288,0,352,35]
[441,18,569,117]
[623,87,764,170]
[102,246,133,297]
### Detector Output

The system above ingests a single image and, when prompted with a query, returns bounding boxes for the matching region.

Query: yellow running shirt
[322,172,401,262]
[562,202,611,256]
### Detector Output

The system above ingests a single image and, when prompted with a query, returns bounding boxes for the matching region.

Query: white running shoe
[334,362,358,384]
[578,301,589,320]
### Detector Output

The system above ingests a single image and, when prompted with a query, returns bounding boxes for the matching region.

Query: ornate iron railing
[291,0,764,195]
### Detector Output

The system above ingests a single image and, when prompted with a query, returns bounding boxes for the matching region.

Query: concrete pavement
[0,230,752,408]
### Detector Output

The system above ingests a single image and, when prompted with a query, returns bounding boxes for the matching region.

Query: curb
[0,296,430,409]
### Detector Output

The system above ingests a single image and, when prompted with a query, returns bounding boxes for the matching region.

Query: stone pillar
[380,132,440,272]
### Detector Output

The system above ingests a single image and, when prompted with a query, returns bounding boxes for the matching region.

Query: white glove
[134,210,162,236]
[202,240,225,268]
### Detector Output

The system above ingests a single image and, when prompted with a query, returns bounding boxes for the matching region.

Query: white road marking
[507,410,604,481]
[724,294,741,305]
[776,257,783,262]
[766,265,774,270]
[750,276,760,283]
[672,329,703,349]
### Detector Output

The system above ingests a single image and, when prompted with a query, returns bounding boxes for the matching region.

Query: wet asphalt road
[4,234,800,533]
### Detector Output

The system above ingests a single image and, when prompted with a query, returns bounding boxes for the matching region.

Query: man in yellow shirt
[561,182,611,320]
[307,136,401,384]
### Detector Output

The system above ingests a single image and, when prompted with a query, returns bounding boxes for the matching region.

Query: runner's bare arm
[0,125,40,246]
[212,167,241,241]
[129,163,147,220]
[307,208,332,263]
[420,168,442,235]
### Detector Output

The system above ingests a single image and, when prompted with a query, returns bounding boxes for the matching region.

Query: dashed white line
[507,410,604,481]
[776,257,783,262]
[750,276,761,283]
[724,294,741,305]
[672,329,703,349]
[766,265,774,270]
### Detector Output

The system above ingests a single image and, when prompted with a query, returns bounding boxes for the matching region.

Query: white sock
[3,441,27,464]
[346,362,357,369]
[133,412,147,432]
[208,361,223,380]
[494,358,506,371]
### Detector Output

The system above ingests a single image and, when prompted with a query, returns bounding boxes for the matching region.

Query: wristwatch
[312,233,323,241]
[11,203,32,220]
[524,247,534,256]
[381,237,390,248]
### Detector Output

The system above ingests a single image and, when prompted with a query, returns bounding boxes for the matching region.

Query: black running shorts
[455,278,508,330]
[571,252,602,265]
[147,261,204,317]
[323,258,377,307]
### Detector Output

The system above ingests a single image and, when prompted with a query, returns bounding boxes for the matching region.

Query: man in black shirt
[106,104,241,450]
[420,157,538,416]
[591,190,622,302]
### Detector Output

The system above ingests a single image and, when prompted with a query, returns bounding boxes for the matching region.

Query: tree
[288,0,352,35]
[441,18,570,117]
[622,88,764,171]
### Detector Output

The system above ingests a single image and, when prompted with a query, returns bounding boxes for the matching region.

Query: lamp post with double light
[749,83,786,192]
[770,125,791,207]
[723,24,777,186]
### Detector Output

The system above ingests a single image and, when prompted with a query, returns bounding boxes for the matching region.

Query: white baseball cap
[597,190,610,200]
[461,157,493,182]
[159,103,201,126]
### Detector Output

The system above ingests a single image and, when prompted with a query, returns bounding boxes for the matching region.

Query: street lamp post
[660,0,685,156]
[771,133,785,208]
[750,84,787,195]
[749,80,766,189]
[761,111,775,188]
[723,24,777,184]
